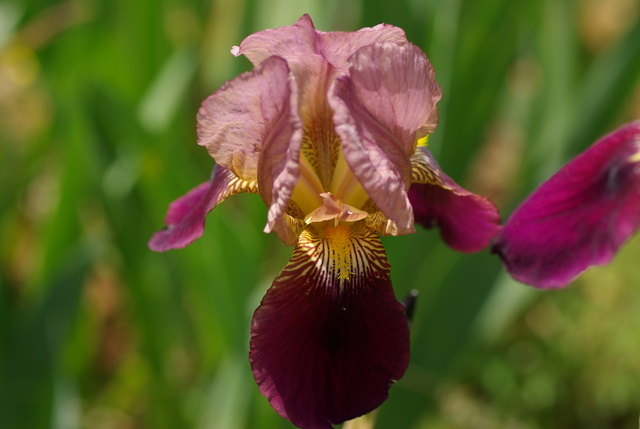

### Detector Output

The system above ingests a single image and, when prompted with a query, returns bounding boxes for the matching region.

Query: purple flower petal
[148,166,257,252]
[329,42,442,231]
[493,121,640,288]
[408,147,500,252]
[250,223,409,428]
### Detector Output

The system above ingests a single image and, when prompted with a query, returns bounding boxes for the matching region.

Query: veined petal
[329,42,442,231]
[316,23,406,73]
[258,63,305,235]
[408,147,500,252]
[340,42,442,152]
[148,166,257,252]
[493,121,640,288]
[271,203,307,247]
[232,15,410,161]
[250,223,409,428]
[231,14,321,69]
[197,56,300,183]
[232,14,406,77]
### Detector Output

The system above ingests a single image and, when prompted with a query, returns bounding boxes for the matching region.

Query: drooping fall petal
[493,121,640,288]
[408,147,501,252]
[250,223,409,429]
[329,42,442,231]
[148,166,257,252]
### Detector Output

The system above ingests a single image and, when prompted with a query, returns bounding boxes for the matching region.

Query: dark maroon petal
[250,223,409,428]
[409,147,500,252]
[148,166,257,251]
[493,121,640,288]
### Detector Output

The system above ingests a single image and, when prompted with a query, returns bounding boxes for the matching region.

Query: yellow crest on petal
[416,135,429,147]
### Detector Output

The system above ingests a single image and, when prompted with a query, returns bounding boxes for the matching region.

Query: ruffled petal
[257,65,304,235]
[493,121,640,288]
[408,147,501,252]
[231,14,321,69]
[329,42,442,231]
[316,23,406,73]
[232,14,406,76]
[197,55,300,183]
[250,223,409,428]
[338,41,442,151]
[148,166,257,251]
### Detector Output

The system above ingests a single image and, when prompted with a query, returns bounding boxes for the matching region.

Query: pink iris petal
[408,147,501,252]
[329,42,442,231]
[148,166,257,252]
[250,225,409,428]
[340,41,442,152]
[232,14,406,77]
[197,55,300,183]
[197,55,302,236]
[492,121,640,288]
[258,72,304,236]
[231,14,321,69]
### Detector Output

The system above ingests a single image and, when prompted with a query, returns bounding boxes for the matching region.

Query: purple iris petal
[409,183,501,253]
[250,225,409,428]
[492,121,640,288]
[408,147,500,252]
[148,166,256,252]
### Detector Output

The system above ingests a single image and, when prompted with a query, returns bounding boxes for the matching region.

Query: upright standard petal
[149,166,258,252]
[408,147,500,252]
[197,54,303,238]
[329,42,442,231]
[258,71,304,237]
[493,121,640,288]
[232,14,406,79]
[339,41,442,153]
[197,56,300,183]
[250,222,409,429]
[231,14,321,69]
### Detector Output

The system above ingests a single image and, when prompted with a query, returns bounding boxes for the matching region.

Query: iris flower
[493,121,640,288]
[150,15,500,428]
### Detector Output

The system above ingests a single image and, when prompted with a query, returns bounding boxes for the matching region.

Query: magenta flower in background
[493,121,640,288]
[150,15,500,428]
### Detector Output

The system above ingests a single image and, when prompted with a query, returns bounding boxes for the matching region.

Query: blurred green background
[1,0,640,428]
